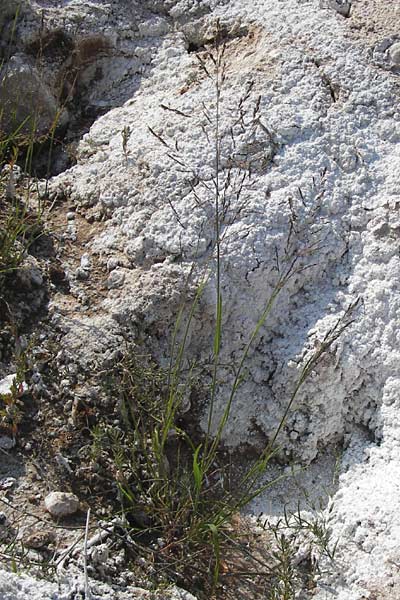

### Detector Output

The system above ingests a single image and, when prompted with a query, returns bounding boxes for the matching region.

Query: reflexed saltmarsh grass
[92,22,358,598]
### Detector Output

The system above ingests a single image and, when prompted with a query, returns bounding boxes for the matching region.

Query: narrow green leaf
[213,292,222,356]
[206,523,221,585]
[193,444,203,493]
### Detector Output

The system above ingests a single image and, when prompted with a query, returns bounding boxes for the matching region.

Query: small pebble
[44,491,80,518]
[0,436,15,450]
[80,254,91,270]
[107,270,125,289]
[389,42,400,66]
[107,257,120,271]
[76,267,90,280]
[0,477,16,490]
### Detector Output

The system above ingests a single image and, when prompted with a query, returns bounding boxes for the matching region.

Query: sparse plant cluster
[0,163,44,290]
[0,197,31,275]
[93,300,353,596]
[86,23,359,599]
[0,370,26,438]
[0,11,43,285]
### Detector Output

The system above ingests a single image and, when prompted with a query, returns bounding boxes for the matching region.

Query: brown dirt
[345,0,400,46]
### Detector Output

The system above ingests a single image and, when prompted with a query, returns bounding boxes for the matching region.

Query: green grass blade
[193,444,203,495]
[213,291,222,357]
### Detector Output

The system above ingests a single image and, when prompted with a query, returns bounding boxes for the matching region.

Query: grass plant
[91,21,358,599]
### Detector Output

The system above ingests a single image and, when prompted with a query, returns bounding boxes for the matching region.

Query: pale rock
[389,42,400,66]
[107,269,125,289]
[0,568,198,600]
[107,257,120,271]
[76,254,92,280]
[80,254,91,270]
[0,54,68,137]
[0,477,16,490]
[44,492,80,518]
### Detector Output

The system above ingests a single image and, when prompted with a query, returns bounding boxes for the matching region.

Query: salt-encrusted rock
[107,269,125,289]
[327,0,351,17]
[47,0,400,468]
[389,42,400,66]
[0,567,198,600]
[44,492,80,518]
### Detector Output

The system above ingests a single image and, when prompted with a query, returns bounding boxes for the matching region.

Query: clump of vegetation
[93,299,353,597]
[88,22,358,598]
[0,160,44,289]
[0,14,41,284]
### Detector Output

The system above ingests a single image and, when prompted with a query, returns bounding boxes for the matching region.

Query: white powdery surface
[35,0,400,597]
[315,434,400,600]
[0,568,196,600]
[0,569,124,600]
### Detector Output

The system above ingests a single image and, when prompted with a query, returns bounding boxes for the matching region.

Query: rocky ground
[0,0,400,598]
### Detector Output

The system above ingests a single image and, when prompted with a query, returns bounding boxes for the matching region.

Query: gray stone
[0,54,68,138]
[327,0,351,17]
[389,42,400,66]
[76,267,90,280]
[0,0,25,33]
[44,491,80,518]
[106,269,125,289]
[0,436,15,450]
